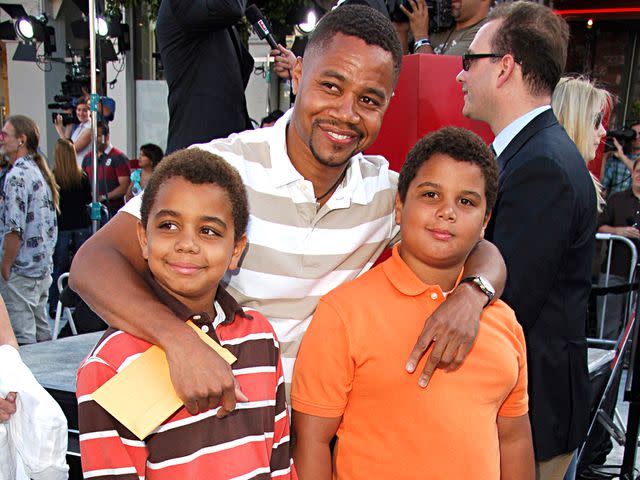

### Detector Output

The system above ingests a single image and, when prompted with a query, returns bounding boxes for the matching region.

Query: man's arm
[69,211,247,414]
[293,412,341,480]
[1,232,21,281]
[497,415,535,480]
[399,0,435,53]
[103,176,130,202]
[170,0,246,32]
[491,156,582,332]
[405,239,506,387]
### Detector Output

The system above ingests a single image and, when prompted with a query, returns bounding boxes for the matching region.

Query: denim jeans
[48,227,92,314]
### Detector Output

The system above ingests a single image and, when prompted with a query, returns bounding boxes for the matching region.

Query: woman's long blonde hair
[552,76,610,212]
[53,138,84,190]
[5,115,60,213]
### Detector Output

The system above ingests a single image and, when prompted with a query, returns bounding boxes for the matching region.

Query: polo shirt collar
[269,109,370,206]
[383,244,462,297]
[143,270,250,328]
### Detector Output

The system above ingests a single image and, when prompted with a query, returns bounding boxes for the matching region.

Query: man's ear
[395,192,403,226]
[228,233,248,271]
[291,57,303,96]
[135,220,149,260]
[496,54,518,89]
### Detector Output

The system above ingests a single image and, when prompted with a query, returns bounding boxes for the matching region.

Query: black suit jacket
[485,109,596,460]
[156,0,254,154]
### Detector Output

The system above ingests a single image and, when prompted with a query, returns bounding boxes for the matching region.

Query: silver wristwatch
[459,275,496,308]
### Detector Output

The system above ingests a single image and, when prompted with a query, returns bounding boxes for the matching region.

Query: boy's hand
[165,329,248,415]
[405,281,483,387]
[0,392,17,422]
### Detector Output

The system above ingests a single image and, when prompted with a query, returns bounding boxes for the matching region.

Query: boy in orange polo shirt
[291,127,534,480]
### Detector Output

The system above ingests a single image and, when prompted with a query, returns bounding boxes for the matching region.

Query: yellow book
[91,321,236,440]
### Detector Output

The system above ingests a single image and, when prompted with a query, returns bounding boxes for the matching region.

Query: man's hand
[613,138,625,158]
[164,329,248,417]
[0,392,17,421]
[399,0,430,41]
[270,44,296,80]
[616,226,640,239]
[406,282,483,387]
[1,264,10,281]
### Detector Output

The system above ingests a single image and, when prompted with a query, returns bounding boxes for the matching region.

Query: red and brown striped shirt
[76,278,296,480]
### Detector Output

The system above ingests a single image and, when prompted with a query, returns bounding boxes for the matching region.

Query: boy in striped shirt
[76,149,295,480]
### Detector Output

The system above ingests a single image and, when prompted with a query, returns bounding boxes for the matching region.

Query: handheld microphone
[245,5,278,50]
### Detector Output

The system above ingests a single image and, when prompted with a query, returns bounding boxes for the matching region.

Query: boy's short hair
[141,148,249,242]
[398,127,499,212]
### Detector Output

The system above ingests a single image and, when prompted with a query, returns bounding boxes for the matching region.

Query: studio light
[297,11,317,34]
[96,16,108,37]
[0,4,56,58]
[15,17,34,41]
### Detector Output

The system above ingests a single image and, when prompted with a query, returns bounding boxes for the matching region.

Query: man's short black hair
[305,4,403,82]
[398,127,499,212]
[488,2,569,97]
[141,148,249,242]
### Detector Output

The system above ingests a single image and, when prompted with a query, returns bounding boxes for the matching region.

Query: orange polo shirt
[291,244,528,480]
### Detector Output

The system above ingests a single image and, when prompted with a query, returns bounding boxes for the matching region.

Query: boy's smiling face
[136,176,246,314]
[395,153,490,287]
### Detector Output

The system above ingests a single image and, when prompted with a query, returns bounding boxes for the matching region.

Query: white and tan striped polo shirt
[122,110,400,393]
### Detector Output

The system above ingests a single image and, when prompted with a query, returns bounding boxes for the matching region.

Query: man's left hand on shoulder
[405,280,489,387]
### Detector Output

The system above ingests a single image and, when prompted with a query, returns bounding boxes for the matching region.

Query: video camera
[387,0,454,33]
[605,127,637,153]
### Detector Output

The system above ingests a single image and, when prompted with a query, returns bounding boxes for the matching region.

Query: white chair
[52,273,77,340]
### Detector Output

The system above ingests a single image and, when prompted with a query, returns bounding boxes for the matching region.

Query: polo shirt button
[431,292,438,300]
[201,325,209,333]
[193,315,201,320]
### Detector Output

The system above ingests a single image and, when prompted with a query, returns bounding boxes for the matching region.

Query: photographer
[54,99,92,167]
[401,0,492,55]
[602,121,640,196]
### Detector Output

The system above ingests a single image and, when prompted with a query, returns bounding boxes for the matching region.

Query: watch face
[476,276,495,297]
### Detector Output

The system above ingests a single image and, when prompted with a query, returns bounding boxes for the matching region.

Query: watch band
[414,38,432,50]
[459,276,495,308]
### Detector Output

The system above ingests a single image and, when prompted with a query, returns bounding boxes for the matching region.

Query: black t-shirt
[156,0,254,153]
[58,171,92,231]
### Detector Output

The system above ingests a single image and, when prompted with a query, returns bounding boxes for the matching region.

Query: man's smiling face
[288,33,395,170]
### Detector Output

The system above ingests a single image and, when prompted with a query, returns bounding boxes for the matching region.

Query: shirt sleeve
[3,171,28,235]
[114,155,131,178]
[76,358,148,479]
[290,298,354,418]
[270,337,297,479]
[498,320,529,417]
[119,193,142,219]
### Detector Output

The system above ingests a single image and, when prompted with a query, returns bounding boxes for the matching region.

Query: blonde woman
[552,76,609,212]
[49,139,92,317]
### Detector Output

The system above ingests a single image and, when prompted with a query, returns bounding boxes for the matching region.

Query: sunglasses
[461,53,522,71]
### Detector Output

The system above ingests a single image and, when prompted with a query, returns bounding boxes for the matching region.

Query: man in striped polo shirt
[71,4,506,415]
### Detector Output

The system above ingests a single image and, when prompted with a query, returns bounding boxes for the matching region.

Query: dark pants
[48,227,92,314]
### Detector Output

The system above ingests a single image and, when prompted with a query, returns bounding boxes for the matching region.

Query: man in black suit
[457,3,596,479]
[156,0,254,154]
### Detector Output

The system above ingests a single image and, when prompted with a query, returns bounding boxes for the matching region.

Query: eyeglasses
[461,53,522,71]
[594,112,604,129]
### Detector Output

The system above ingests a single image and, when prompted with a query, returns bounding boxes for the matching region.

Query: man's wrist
[456,277,495,308]
[414,38,432,50]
